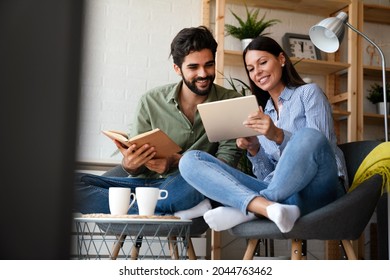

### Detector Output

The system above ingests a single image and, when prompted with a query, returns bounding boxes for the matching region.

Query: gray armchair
[228,141,384,260]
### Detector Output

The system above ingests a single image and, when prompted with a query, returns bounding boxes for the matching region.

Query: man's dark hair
[170,26,218,67]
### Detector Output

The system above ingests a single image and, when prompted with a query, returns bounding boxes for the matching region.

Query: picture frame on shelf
[282,33,322,60]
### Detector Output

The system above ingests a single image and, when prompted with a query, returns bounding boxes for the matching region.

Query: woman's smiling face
[245,50,286,95]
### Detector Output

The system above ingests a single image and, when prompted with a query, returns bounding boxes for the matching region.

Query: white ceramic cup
[108,187,136,215]
[135,187,168,216]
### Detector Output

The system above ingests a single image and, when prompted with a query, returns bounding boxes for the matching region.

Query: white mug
[135,187,168,216]
[108,187,136,215]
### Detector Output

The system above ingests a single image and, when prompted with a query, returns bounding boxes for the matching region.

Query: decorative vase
[241,38,253,50]
[376,102,390,115]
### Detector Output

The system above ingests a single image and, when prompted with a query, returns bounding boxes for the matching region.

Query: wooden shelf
[364,113,390,121]
[329,92,349,104]
[363,65,390,80]
[358,3,390,141]
[226,0,350,17]
[292,58,349,75]
[224,50,244,67]
[333,110,350,121]
[364,4,390,25]
[224,50,349,75]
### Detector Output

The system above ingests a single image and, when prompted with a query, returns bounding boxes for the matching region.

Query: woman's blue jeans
[73,171,205,215]
[179,128,343,215]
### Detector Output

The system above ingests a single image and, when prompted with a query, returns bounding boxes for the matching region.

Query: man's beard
[182,75,215,96]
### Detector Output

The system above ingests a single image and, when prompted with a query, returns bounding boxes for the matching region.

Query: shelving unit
[202,0,357,143]
[363,3,390,24]
[359,3,390,262]
[224,50,350,74]
[201,0,360,260]
[201,0,389,261]
[357,2,390,141]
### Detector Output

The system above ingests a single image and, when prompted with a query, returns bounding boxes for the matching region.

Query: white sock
[174,198,212,220]
[203,206,257,231]
[266,203,300,233]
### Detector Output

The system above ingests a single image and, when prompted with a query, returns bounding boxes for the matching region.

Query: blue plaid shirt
[248,83,348,186]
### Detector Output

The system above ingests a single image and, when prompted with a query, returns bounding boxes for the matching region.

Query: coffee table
[74,214,192,260]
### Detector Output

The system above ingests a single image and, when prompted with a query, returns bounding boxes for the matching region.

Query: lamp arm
[345,22,388,142]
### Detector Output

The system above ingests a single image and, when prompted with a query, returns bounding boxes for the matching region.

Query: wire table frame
[74,215,192,260]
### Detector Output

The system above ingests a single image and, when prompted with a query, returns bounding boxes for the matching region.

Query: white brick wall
[77,0,202,163]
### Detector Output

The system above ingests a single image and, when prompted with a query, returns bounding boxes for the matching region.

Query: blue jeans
[179,128,344,216]
[73,171,205,215]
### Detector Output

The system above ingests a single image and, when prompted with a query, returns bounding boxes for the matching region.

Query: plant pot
[376,102,390,115]
[241,38,253,50]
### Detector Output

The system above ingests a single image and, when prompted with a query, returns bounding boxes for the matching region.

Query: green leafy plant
[366,82,390,104]
[225,4,281,40]
[223,74,251,96]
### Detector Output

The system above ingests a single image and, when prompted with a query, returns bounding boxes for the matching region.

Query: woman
[178,36,347,233]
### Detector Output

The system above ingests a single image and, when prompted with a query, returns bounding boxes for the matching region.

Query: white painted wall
[77,0,202,163]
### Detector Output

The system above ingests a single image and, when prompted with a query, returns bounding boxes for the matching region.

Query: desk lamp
[309,11,388,142]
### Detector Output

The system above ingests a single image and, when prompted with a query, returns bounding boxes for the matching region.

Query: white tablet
[197,95,260,142]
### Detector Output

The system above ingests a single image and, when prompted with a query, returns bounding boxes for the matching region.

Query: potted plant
[225,4,281,50]
[366,82,390,114]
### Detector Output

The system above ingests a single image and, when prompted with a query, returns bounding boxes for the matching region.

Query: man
[74,26,242,218]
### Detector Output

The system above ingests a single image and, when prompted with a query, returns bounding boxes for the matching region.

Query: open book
[102,128,182,158]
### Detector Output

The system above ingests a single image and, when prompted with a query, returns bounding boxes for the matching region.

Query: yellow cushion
[349,142,390,194]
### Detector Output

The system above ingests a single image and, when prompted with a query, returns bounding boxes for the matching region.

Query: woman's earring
[282,63,285,67]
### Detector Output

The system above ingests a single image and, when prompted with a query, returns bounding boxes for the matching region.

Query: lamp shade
[309,12,348,53]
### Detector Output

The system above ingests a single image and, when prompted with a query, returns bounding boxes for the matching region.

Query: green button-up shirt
[130,81,243,179]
